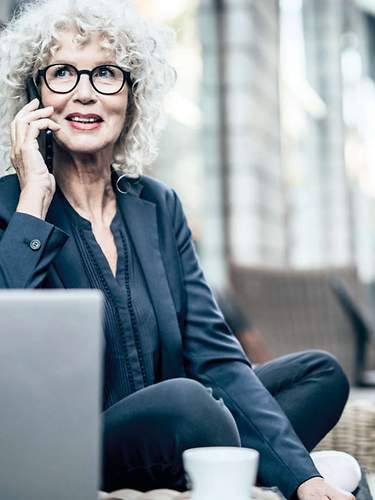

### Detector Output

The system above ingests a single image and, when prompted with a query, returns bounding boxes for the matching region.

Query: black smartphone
[26,78,54,173]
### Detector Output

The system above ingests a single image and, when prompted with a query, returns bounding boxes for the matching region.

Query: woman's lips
[66,120,103,131]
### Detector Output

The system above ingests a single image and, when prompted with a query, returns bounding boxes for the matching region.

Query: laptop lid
[0,290,103,500]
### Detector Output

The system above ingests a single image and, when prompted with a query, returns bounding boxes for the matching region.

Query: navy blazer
[0,173,319,497]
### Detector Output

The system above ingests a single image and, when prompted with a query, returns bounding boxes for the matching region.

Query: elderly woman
[0,1,353,498]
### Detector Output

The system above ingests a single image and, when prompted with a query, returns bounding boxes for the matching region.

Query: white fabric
[310,450,362,493]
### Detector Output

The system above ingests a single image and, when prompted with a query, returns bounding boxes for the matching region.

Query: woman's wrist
[16,187,53,220]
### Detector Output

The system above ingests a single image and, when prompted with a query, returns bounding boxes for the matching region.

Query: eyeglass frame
[36,63,132,95]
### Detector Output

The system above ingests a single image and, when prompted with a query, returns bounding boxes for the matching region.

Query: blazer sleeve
[170,189,320,499]
[0,211,68,288]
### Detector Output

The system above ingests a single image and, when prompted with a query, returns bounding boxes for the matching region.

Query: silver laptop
[0,290,103,500]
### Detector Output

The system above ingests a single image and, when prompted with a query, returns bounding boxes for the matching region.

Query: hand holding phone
[26,78,54,173]
[10,79,60,219]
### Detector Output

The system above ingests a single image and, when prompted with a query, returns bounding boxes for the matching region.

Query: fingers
[24,118,61,142]
[25,105,55,121]
[15,105,57,149]
[13,117,60,162]
[8,98,37,152]
[297,477,356,500]
[18,97,39,113]
[12,103,60,158]
[10,99,60,174]
[14,97,40,121]
[13,99,55,135]
[327,485,355,500]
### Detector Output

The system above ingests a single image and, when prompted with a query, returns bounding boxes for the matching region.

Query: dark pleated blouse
[57,187,161,411]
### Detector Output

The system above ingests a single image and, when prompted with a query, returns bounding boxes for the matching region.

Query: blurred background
[144,0,375,292]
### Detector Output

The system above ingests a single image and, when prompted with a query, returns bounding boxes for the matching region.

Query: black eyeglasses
[37,64,132,95]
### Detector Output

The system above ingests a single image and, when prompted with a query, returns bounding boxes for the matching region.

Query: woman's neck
[53,148,116,227]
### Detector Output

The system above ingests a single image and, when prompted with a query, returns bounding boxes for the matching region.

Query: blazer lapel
[117,192,184,379]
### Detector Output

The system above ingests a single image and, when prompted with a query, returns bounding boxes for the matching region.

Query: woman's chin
[54,135,113,156]
[68,145,107,155]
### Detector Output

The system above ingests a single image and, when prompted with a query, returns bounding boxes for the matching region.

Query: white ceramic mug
[182,446,259,500]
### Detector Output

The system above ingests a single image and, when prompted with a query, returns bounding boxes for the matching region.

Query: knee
[156,378,240,448]
[305,350,350,406]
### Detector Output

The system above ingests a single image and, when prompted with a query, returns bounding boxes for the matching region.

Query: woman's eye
[53,66,73,78]
[96,66,114,78]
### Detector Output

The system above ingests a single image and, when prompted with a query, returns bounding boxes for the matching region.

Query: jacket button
[29,239,41,251]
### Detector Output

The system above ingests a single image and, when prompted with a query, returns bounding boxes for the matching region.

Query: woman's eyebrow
[49,60,117,66]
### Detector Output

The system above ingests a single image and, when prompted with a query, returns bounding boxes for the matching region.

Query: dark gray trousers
[101,350,349,493]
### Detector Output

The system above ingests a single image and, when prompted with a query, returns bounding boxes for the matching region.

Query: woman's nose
[72,74,97,102]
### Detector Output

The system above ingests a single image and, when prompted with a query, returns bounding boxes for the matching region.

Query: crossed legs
[100,378,240,492]
[101,351,349,492]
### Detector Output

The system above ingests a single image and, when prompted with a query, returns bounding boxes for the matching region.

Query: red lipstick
[65,113,103,131]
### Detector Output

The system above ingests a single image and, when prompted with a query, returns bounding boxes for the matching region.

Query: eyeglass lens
[45,64,125,94]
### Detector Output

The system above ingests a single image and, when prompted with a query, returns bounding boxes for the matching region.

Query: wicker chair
[314,398,375,474]
[230,265,375,385]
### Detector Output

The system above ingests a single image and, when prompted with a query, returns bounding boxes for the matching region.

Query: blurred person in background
[0,1,353,498]
[214,287,271,364]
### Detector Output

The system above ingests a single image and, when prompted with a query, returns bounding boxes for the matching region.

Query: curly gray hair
[0,0,176,176]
